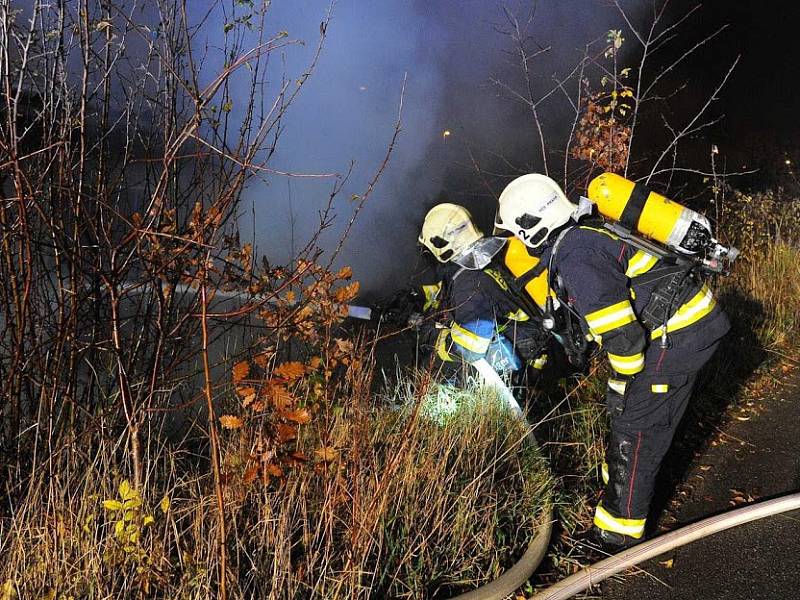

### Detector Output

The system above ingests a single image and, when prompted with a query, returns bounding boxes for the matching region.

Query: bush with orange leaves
[214,255,364,491]
[570,30,634,175]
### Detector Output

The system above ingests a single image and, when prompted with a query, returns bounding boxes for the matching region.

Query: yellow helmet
[495,174,577,248]
[419,203,483,263]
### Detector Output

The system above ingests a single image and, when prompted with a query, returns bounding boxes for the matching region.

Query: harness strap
[619,182,649,231]
[516,260,547,288]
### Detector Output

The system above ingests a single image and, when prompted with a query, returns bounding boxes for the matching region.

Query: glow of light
[785,159,792,165]
[442,130,451,137]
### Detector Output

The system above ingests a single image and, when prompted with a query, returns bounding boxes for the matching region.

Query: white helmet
[495,174,577,249]
[419,203,483,263]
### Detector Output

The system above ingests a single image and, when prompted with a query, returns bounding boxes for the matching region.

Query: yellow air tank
[587,172,713,254]
[502,237,554,310]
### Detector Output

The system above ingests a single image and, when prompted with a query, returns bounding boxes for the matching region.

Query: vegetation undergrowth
[0,378,551,600]
[2,3,799,599]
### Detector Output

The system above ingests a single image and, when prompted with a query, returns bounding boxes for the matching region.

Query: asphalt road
[602,371,800,600]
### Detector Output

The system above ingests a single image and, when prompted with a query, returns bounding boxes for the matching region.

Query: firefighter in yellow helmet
[415,203,549,379]
[495,173,730,551]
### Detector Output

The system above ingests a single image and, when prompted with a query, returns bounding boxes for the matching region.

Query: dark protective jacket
[537,223,727,378]
[412,251,548,368]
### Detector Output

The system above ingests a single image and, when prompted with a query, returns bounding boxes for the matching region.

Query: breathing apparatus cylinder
[587,172,714,255]
[502,238,553,310]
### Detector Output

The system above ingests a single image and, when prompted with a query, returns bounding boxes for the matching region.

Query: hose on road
[531,491,800,600]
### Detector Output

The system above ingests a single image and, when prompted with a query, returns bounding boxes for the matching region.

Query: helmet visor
[452,236,508,270]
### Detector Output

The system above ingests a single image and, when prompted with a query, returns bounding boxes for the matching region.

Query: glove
[606,376,634,417]
[484,335,522,374]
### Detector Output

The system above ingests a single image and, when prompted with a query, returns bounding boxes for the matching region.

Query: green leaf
[122,498,142,510]
[118,479,132,500]
[160,496,171,513]
[114,520,125,539]
[222,100,233,113]
[143,515,155,526]
[102,499,123,511]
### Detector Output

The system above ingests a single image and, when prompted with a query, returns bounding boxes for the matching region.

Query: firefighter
[494,173,730,551]
[415,203,549,380]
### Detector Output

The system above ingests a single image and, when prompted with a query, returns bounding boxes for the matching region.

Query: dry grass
[0,380,551,600]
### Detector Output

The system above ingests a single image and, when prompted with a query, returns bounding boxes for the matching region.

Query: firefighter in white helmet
[495,173,729,551]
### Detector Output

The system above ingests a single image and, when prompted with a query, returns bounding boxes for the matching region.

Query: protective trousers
[597,311,729,538]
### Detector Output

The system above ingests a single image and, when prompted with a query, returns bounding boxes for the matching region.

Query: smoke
[230,0,652,296]
[15,1,787,295]
[14,0,649,295]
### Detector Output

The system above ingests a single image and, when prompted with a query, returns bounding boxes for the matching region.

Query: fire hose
[530,491,800,600]
[454,360,800,600]
[445,359,555,600]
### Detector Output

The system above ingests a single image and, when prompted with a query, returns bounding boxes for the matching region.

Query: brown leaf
[237,386,257,399]
[314,446,339,462]
[283,408,312,424]
[660,558,674,569]
[266,463,284,477]
[290,451,309,463]
[274,361,306,381]
[253,349,275,369]
[266,383,295,410]
[336,266,353,280]
[334,281,360,303]
[243,467,259,485]
[241,389,258,409]
[220,415,243,429]
[334,338,354,354]
[275,423,297,444]
[232,361,250,384]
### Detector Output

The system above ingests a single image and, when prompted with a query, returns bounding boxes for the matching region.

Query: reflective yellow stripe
[579,225,619,240]
[450,323,491,354]
[422,283,442,311]
[594,504,646,538]
[585,299,637,335]
[650,284,716,339]
[601,461,610,485]
[608,378,628,395]
[625,250,658,278]
[608,351,645,375]
[532,354,548,369]
[651,384,669,393]
[435,329,454,362]
[506,309,530,322]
